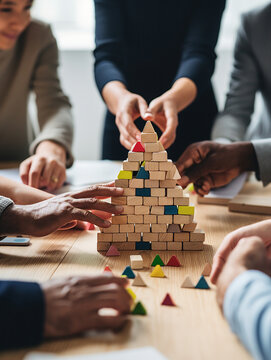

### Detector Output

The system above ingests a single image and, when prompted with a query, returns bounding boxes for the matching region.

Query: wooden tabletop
[2,181,271,360]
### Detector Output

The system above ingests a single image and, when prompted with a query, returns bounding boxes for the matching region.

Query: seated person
[176,4,271,194]
[0,0,74,191]
[213,220,271,360]
[0,178,131,349]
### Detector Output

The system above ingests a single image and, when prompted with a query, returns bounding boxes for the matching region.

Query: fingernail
[181,175,189,184]
[104,220,111,226]
[115,206,124,212]
[116,187,124,192]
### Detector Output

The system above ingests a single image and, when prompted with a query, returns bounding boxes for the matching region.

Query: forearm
[166,77,197,112]
[102,80,129,115]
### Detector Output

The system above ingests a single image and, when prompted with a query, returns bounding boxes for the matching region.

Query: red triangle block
[104,265,112,272]
[166,255,181,267]
[161,293,176,306]
[106,245,120,257]
[131,141,145,152]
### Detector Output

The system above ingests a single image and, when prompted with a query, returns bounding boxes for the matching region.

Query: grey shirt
[212,4,271,186]
[0,20,74,167]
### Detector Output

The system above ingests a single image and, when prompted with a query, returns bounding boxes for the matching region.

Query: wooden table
[1,176,271,360]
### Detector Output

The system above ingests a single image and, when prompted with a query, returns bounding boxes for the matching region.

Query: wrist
[102,81,129,115]
[232,142,258,172]
[0,204,22,236]
[170,77,197,112]
[36,141,66,164]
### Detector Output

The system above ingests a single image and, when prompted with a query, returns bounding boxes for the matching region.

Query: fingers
[19,158,32,185]
[159,105,178,149]
[137,97,148,119]
[71,185,124,199]
[72,198,124,215]
[70,208,112,228]
[69,274,129,289]
[28,156,47,188]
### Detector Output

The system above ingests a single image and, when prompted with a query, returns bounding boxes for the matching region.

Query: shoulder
[21,19,56,51]
[241,4,271,39]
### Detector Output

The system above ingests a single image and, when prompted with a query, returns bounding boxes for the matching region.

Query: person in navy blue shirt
[94,0,226,161]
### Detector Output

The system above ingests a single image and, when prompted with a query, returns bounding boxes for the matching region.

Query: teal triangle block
[122,265,135,279]
[136,167,149,179]
[195,275,210,289]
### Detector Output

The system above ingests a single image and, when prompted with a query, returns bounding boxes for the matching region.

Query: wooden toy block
[151,188,165,197]
[141,160,146,167]
[112,233,127,242]
[129,179,144,188]
[152,242,167,250]
[120,224,134,233]
[181,276,195,288]
[151,254,164,266]
[122,265,136,279]
[127,196,142,205]
[128,151,144,162]
[166,165,181,180]
[182,222,197,232]
[174,195,189,206]
[144,215,157,224]
[131,301,147,315]
[167,242,182,251]
[123,188,136,196]
[136,167,149,179]
[118,170,133,179]
[164,205,178,215]
[111,196,127,205]
[142,233,158,242]
[135,205,150,215]
[144,197,158,206]
[161,293,176,307]
[123,160,140,171]
[126,287,136,301]
[141,133,157,143]
[103,224,119,233]
[128,215,143,224]
[167,224,181,233]
[122,205,135,214]
[135,224,150,232]
[178,206,195,215]
[152,224,167,233]
[145,142,161,152]
[173,215,193,224]
[149,171,166,180]
[112,215,128,225]
[131,141,145,152]
[195,275,210,289]
[159,197,173,206]
[159,160,173,171]
[115,179,129,188]
[152,151,167,161]
[159,233,173,242]
[167,186,183,198]
[158,215,173,224]
[160,180,176,188]
[97,242,111,251]
[136,188,151,197]
[190,229,205,242]
[202,263,212,276]
[183,241,204,251]
[143,120,155,133]
[145,162,159,171]
[174,232,189,242]
[145,179,159,188]
[151,264,165,277]
[158,141,165,151]
[106,245,120,257]
[128,233,141,242]
[167,255,181,267]
[97,233,113,242]
[104,265,112,272]
[136,241,151,250]
[115,242,136,250]
[151,206,164,215]
[130,255,143,270]
[144,152,152,161]
[132,273,147,287]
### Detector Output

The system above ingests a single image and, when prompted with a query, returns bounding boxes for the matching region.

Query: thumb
[159,107,178,149]
[137,98,148,119]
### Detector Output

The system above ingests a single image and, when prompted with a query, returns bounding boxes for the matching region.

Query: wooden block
[142,233,159,242]
[112,233,127,242]
[145,179,159,188]
[190,229,205,242]
[127,196,142,205]
[183,241,203,251]
[111,196,127,205]
[127,233,141,242]
[141,133,157,143]
[159,233,173,242]
[164,205,178,215]
[151,188,165,197]
[151,224,167,232]
[152,242,167,250]
[167,224,181,233]
[174,195,190,206]
[144,152,152,161]
[149,171,166,180]
[159,197,173,206]
[115,179,129,188]
[136,167,149,179]
[229,194,271,215]
[144,197,158,206]
[145,161,159,171]
[178,206,195,215]
[128,215,144,224]
[151,206,164,215]
[130,255,143,270]
[160,180,176,188]
[97,242,111,251]
[152,151,167,161]
[128,151,144,162]
[182,222,197,232]
[167,186,183,198]
[103,224,119,233]
[159,160,173,171]
[135,205,150,215]
[129,179,144,188]
[173,215,193,224]
[123,188,136,196]
[136,188,151,197]
[115,242,136,250]
[123,160,140,171]
[143,120,156,133]
[118,170,133,179]
[174,232,189,242]
[167,242,182,251]
[144,215,157,224]
[97,233,113,242]
[158,215,173,224]
[135,224,150,232]
[145,142,161,152]
[166,165,181,180]
[112,215,128,225]
[120,224,134,233]
[122,205,135,214]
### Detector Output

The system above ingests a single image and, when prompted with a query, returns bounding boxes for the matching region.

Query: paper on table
[0,168,21,182]
[24,347,168,360]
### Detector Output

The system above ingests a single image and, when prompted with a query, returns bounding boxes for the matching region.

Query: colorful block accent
[131,301,147,315]
[131,141,145,152]
[195,275,210,289]
[178,206,195,215]
[164,205,178,215]
[150,265,165,278]
[166,255,181,267]
[118,170,133,179]
[151,254,164,266]
[122,265,136,279]
[136,167,150,179]
[136,188,151,197]
[136,241,151,250]
[161,293,176,306]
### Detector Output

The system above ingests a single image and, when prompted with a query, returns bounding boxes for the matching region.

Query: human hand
[0,185,124,237]
[20,140,67,191]
[216,236,271,310]
[42,274,132,338]
[211,219,271,284]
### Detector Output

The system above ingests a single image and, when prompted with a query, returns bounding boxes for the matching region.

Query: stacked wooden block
[97,121,205,252]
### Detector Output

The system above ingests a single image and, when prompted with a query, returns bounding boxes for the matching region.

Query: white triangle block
[181,276,195,288]
[132,273,147,287]
[143,120,155,133]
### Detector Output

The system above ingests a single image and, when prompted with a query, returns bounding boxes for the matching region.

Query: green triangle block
[195,275,210,289]
[131,301,147,315]
[151,254,164,267]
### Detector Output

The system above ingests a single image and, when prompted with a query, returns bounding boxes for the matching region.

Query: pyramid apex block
[181,276,195,288]
[131,301,147,315]
[161,293,176,306]
[202,263,212,276]
[195,275,210,289]
[167,255,181,267]
[136,167,149,179]
[131,141,145,152]
[150,265,165,278]
[132,273,147,287]
[104,265,112,272]
[105,245,120,257]
[122,266,136,279]
[143,120,156,133]
[151,254,164,266]
[117,170,133,179]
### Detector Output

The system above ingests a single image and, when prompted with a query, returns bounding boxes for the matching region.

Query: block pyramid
[97,121,205,252]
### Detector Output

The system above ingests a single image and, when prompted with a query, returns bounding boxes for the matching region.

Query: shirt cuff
[251,139,271,186]
[0,196,14,218]
[213,138,233,144]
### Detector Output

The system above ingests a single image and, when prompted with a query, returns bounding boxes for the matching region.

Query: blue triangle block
[122,266,135,279]
[195,275,210,289]
[136,167,149,179]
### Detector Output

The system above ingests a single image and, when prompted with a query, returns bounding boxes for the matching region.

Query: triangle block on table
[161,293,176,306]
[122,265,135,279]
[143,120,155,133]
[195,275,210,289]
[126,287,136,301]
[166,255,181,267]
[181,276,194,288]
[132,273,147,287]
[105,245,120,257]
[151,254,164,266]
[201,263,212,277]
[131,301,147,315]
[104,265,112,273]
[131,141,145,152]
[150,265,165,278]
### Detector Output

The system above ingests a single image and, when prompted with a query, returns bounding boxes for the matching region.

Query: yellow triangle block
[126,287,136,301]
[143,120,155,133]
[150,265,165,278]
